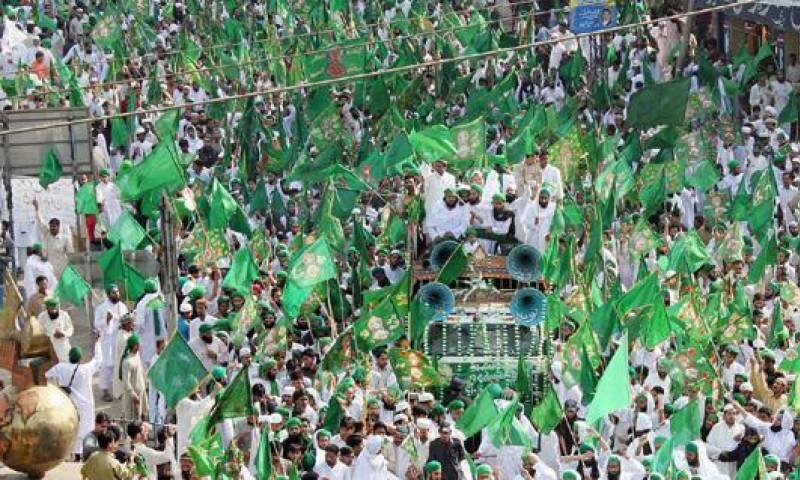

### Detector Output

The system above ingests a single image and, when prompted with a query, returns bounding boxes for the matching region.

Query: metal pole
[1,115,14,274]
[159,193,179,329]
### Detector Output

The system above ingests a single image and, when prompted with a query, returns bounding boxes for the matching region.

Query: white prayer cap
[742,126,753,134]
[416,418,435,430]
[393,413,409,423]
[753,338,766,349]
[723,403,736,412]
[764,106,778,117]
[239,347,252,357]
[281,386,295,396]
[740,382,754,393]
[418,392,434,403]
[216,257,230,269]
[766,117,778,124]
[268,413,283,424]
[179,303,192,313]
[169,24,180,33]
[395,401,409,413]
[791,143,800,153]
[135,126,146,134]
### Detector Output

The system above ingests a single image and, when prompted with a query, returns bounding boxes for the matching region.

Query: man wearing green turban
[44,339,103,457]
[39,296,75,363]
[424,460,443,479]
[119,333,148,421]
[476,463,495,479]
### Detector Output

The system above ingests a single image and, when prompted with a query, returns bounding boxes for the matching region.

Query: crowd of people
[4,0,800,479]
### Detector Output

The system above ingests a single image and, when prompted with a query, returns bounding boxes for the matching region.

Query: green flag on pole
[39,149,63,189]
[530,386,563,434]
[254,427,272,480]
[107,210,147,251]
[75,182,100,215]
[209,367,252,424]
[670,398,703,446]
[455,386,499,438]
[54,265,91,306]
[282,238,337,319]
[222,248,260,295]
[585,331,630,424]
[735,446,767,480]
[119,142,185,201]
[147,334,208,409]
[626,78,690,128]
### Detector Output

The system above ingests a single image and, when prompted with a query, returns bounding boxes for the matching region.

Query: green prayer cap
[476,464,493,476]
[367,397,380,407]
[218,295,230,303]
[492,193,506,203]
[337,377,355,393]
[44,297,60,308]
[443,188,456,196]
[68,346,82,363]
[676,470,690,480]
[727,160,740,169]
[431,404,446,416]
[126,334,140,349]
[685,441,699,454]
[488,383,503,399]
[285,417,302,428]
[275,406,291,418]
[352,367,366,382]
[725,344,740,355]
[561,470,580,480]
[448,400,465,411]
[199,323,215,334]
[144,278,158,293]
[578,443,594,454]
[261,358,277,369]
[649,474,665,480]
[189,286,205,299]
[105,283,119,294]
[470,183,483,194]
[607,455,621,466]
[539,187,551,197]
[31,242,43,253]
[316,429,331,439]
[212,366,226,380]
[764,454,780,466]
[760,349,776,361]
[424,460,442,474]
[99,168,111,176]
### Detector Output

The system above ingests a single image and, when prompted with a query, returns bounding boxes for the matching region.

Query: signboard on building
[569,0,618,34]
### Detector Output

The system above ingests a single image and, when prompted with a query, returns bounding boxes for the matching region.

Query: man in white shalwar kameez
[39,297,74,363]
[95,168,123,228]
[521,188,556,253]
[422,160,456,228]
[706,405,744,478]
[425,189,470,242]
[22,244,57,300]
[93,284,128,401]
[176,390,215,456]
[134,278,168,368]
[33,199,73,277]
[45,341,102,457]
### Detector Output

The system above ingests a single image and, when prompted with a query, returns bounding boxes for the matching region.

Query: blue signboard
[570,0,618,34]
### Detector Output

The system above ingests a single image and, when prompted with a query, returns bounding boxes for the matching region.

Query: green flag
[54,265,90,306]
[450,117,486,172]
[39,149,63,189]
[75,182,100,215]
[98,243,125,285]
[119,142,185,201]
[154,108,180,141]
[209,367,252,423]
[670,398,702,446]
[121,262,148,301]
[111,118,131,148]
[408,125,456,163]
[653,438,675,475]
[187,417,224,477]
[686,160,721,192]
[107,210,146,251]
[435,243,468,285]
[208,179,238,230]
[779,91,799,124]
[735,446,767,480]
[748,234,778,284]
[585,331,630,424]
[282,238,337,319]
[455,386,499,438]
[222,248,260,295]
[254,427,272,480]
[147,334,208,408]
[486,396,531,448]
[667,231,711,274]
[627,78,690,128]
[354,298,403,352]
[748,170,776,239]
[530,386,563,434]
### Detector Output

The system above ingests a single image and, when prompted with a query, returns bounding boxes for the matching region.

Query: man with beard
[384,250,406,285]
[369,348,398,392]
[426,425,466,480]
[477,193,518,254]
[175,387,214,457]
[425,188,469,243]
[23,243,57,301]
[256,358,281,397]
[282,417,312,459]
[514,452,556,480]
[189,297,217,340]
[555,400,581,456]
[39,297,75,362]
[93,284,129,402]
[188,323,228,370]
[705,405,743,477]
[314,444,347,480]
[521,187,556,252]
